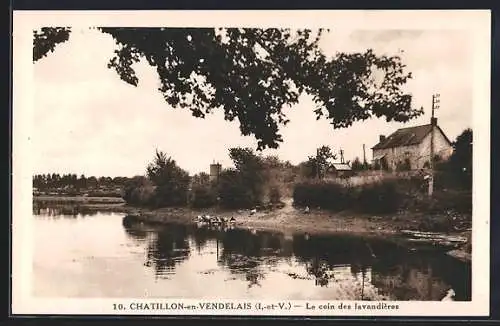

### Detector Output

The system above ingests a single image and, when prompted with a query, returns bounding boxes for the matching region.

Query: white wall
[416,128,454,168]
[372,126,453,170]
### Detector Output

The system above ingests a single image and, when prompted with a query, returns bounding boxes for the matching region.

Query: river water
[32,206,471,300]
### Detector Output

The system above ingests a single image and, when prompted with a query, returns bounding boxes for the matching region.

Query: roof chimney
[379,135,386,143]
[431,117,437,126]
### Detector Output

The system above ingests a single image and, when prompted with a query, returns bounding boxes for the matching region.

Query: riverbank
[34,195,125,204]
[33,195,471,262]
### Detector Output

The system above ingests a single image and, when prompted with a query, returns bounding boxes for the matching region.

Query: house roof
[330,163,352,171]
[372,153,387,161]
[372,124,452,150]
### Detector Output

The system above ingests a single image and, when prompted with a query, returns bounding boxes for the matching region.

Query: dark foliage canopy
[33,27,422,150]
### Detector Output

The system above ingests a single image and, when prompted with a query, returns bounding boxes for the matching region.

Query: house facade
[371,118,453,171]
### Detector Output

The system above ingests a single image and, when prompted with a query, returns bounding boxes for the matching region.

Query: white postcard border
[11,9,491,316]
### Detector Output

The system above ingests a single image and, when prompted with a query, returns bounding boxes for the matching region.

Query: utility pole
[340,149,344,164]
[428,93,440,197]
[362,144,367,165]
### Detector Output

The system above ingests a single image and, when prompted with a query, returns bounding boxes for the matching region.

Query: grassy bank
[34,195,125,205]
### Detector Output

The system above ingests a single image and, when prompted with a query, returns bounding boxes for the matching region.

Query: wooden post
[428,94,440,197]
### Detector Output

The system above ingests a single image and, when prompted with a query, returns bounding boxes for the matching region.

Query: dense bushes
[354,179,402,214]
[217,169,256,209]
[293,181,352,210]
[293,179,404,214]
[268,186,282,204]
[205,147,268,209]
[434,128,472,190]
[189,184,217,208]
[123,176,156,207]
[293,175,472,216]
[146,150,191,207]
[122,151,190,208]
[405,189,472,214]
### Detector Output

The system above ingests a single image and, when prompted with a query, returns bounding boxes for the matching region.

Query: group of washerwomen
[193,206,260,228]
[193,205,311,230]
[194,214,237,228]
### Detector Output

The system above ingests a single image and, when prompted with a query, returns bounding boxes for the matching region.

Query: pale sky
[33,28,472,177]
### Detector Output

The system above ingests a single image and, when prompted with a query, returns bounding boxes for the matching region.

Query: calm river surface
[33,206,471,300]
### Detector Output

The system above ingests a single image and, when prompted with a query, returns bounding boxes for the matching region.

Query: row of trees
[124,147,287,209]
[32,173,131,191]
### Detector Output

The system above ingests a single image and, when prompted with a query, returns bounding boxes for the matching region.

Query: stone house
[371,118,454,171]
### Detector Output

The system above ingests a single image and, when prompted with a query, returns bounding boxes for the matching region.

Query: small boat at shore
[399,230,468,252]
[400,230,468,242]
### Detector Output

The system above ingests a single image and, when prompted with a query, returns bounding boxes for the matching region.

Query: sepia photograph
[12,10,490,316]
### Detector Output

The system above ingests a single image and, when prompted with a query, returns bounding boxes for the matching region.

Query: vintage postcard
[12,10,491,316]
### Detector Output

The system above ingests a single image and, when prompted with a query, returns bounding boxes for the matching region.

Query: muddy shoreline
[34,195,472,263]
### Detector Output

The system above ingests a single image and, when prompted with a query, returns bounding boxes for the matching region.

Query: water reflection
[33,202,99,217]
[32,206,470,300]
[146,225,191,277]
[121,215,471,301]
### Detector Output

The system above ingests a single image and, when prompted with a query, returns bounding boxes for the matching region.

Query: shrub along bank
[293,179,401,214]
[292,177,472,216]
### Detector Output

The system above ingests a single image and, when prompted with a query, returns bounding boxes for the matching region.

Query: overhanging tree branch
[33,27,424,150]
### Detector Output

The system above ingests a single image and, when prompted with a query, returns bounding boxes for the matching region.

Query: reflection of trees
[306,256,332,287]
[189,226,221,253]
[122,217,193,276]
[428,254,471,300]
[293,235,395,295]
[144,224,191,277]
[291,234,470,300]
[33,202,99,217]
[292,234,373,268]
[119,216,470,301]
[218,229,292,288]
[370,250,471,301]
[122,215,152,241]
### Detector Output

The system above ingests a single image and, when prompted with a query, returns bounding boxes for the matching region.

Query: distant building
[209,161,222,183]
[326,163,354,178]
[371,118,453,171]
